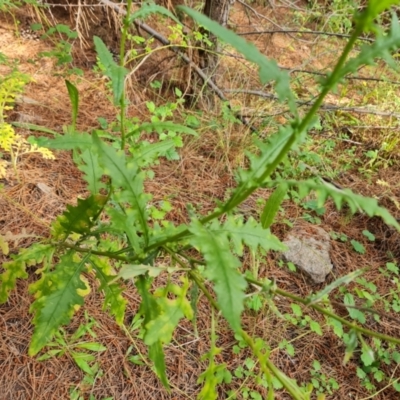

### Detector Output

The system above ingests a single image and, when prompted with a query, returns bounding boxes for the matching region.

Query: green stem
[119,0,133,150]
[239,330,308,400]
[56,242,129,262]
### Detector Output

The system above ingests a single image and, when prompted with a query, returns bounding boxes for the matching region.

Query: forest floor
[1,1,400,399]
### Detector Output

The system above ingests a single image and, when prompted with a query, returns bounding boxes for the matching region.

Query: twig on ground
[225,88,400,119]
[238,29,374,42]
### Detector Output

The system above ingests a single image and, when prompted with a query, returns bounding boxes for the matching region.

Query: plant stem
[239,330,308,400]
[57,242,129,261]
[119,0,133,150]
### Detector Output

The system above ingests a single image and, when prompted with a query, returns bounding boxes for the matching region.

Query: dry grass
[1,1,400,399]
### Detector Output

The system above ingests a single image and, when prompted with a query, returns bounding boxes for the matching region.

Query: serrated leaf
[149,341,169,389]
[134,139,176,167]
[286,179,400,230]
[189,220,247,332]
[261,184,288,229]
[393,381,400,392]
[145,279,192,346]
[309,320,322,336]
[60,194,107,235]
[213,216,285,256]
[351,240,366,254]
[340,13,400,77]
[356,367,367,379]
[93,35,115,70]
[109,64,128,105]
[28,252,89,356]
[93,36,128,105]
[90,256,127,325]
[77,148,105,194]
[343,330,358,365]
[107,207,143,255]
[344,293,366,324]
[0,244,54,303]
[235,126,296,193]
[291,303,302,317]
[92,133,149,243]
[362,230,375,241]
[386,262,399,274]
[361,345,375,367]
[197,363,226,400]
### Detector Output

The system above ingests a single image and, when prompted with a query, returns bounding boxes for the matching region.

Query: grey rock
[282,226,333,283]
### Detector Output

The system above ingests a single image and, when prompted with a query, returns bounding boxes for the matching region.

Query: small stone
[282,226,333,283]
[15,112,41,123]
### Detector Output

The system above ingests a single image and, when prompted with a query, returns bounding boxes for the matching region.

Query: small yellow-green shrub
[0,66,54,179]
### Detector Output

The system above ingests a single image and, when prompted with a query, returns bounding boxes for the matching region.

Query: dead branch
[225,89,400,119]
[237,29,374,43]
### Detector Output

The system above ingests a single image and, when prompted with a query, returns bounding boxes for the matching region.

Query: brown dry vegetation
[1,1,400,399]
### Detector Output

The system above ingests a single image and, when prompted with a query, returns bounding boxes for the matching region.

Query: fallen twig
[237,29,374,43]
[225,88,400,119]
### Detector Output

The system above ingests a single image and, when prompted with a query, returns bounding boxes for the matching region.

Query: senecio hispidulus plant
[0,63,54,180]
[2,1,400,399]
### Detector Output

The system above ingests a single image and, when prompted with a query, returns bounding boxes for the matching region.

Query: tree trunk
[200,0,234,80]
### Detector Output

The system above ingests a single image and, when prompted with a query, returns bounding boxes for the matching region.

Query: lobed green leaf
[60,194,108,235]
[29,251,89,355]
[0,244,54,303]
[210,216,285,256]
[189,220,247,332]
[92,132,150,244]
[78,148,105,194]
[90,256,127,325]
[285,179,400,230]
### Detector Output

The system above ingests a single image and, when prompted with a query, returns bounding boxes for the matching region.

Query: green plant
[39,23,82,76]
[309,360,340,396]
[37,312,107,399]
[38,312,106,372]
[0,0,40,12]
[0,60,54,180]
[2,2,400,399]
